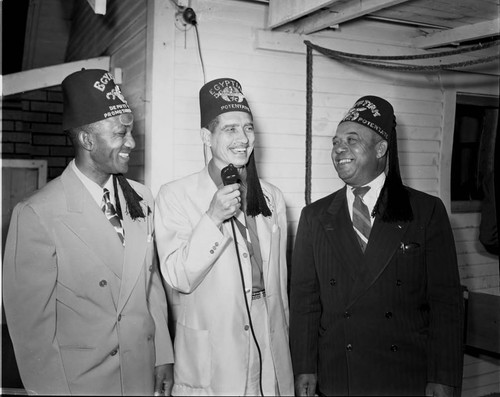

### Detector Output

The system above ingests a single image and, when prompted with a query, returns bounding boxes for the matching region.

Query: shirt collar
[346,172,386,219]
[71,160,115,207]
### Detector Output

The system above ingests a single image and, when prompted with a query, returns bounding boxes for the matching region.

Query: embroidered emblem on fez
[341,98,389,140]
[199,78,253,127]
[209,80,245,103]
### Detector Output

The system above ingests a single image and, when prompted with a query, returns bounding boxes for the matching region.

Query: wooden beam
[411,18,500,49]
[282,0,412,34]
[1,57,111,96]
[268,0,341,29]
[86,0,106,15]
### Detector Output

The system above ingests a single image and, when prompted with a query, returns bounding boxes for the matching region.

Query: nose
[235,127,249,143]
[124,132,136,150]
[334,142,347,154]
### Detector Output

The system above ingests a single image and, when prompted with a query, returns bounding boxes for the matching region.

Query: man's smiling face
[332,121,387,187]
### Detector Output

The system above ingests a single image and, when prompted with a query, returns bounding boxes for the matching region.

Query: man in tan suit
[155,78,294,395]
[2,69,174,395]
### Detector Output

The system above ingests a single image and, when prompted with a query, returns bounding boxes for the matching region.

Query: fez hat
[62,69,132,131]
[199,78,252,127]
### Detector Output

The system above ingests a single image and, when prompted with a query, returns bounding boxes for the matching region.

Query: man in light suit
[155,78,294,395]
[3,69,174,395]
[290,96,464,396]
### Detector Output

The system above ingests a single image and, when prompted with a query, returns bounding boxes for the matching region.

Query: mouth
[336,158,353,165]
[231,147,248,155]
[118,152,130,160]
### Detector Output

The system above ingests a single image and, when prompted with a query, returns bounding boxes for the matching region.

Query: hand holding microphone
[206,164,241,227]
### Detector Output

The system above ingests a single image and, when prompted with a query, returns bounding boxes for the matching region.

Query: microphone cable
[222,164,264,396]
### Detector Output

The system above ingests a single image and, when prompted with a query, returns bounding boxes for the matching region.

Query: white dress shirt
[346,172,386,227]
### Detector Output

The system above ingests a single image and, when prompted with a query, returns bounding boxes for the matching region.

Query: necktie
[352,186,371,252]
[101,188,125,246]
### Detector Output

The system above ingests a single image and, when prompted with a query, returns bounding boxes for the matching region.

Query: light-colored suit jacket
[155,166,294,396]
[2,164,174,395]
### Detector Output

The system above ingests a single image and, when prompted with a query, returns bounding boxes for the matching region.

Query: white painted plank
[412,18,500,49]
[2,57,110,96]
[267,0,341,29]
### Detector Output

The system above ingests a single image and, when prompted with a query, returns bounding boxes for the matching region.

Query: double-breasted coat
[290,186,464,396]
[2,164,174,395]
[155,166,294,396]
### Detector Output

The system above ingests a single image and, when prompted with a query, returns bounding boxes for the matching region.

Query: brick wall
[1,87,73,180]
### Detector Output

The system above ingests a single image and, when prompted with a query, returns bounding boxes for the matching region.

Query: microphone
[221,163,239,186]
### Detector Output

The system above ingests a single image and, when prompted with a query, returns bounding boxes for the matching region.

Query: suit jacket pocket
[174,323,211,389]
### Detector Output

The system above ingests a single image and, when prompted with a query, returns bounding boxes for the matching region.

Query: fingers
[207,183,242,225]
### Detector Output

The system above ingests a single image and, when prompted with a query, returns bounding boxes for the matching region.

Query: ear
[78,130,94,151]
[200,128,212,147]
[376,140,388,158]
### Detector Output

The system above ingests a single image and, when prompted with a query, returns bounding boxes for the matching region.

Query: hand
[295,373,317,396]
[154,363,173,396]
[425,382,455,397]
[206,183,241,226]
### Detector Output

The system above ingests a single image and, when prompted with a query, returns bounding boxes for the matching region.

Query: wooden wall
[148,1,499,395]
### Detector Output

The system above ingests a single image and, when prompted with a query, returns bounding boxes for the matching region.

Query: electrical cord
[229,218,264,397]
[194,23,207,84]
[181,7,206,83]
[221,163,264,396]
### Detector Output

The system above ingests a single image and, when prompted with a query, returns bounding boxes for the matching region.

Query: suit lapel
[347,218,409,307]
[254,212,273,281]
[117,185,151,313]
[320,187,360,282]
[61,166,124,278]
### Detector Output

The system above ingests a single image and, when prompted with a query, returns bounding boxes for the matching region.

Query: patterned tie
[101,188,125,246]
[352,186,371,252]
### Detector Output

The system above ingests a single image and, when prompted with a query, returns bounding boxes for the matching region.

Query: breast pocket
[395,240,426,294]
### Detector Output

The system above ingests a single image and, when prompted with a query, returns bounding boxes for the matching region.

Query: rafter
[280,0,412,34]
[268,0,341,29]
[411,18,500,49]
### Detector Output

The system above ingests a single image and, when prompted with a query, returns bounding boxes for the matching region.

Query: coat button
[329,278,336,286]
[118,314,122,321]
[244,325,249,331]
[346,344,353,351]
[396,279,402,286]
[99,280,107,287]
[343,311,351,319]
[215,242,219,246]
[149,265,153,272]
[210,250,214,254]
[385,311,393,319]
[391,344,399,352]
[110,348,118,356]
[243,253,248,258]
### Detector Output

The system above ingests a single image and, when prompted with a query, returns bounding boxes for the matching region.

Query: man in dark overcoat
[289,96,464,396]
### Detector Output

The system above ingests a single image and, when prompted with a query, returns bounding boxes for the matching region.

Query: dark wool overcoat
[290,186,464,396]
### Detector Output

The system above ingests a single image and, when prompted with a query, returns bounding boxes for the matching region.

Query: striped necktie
[352,186,371,252]
[101,188,125,246]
